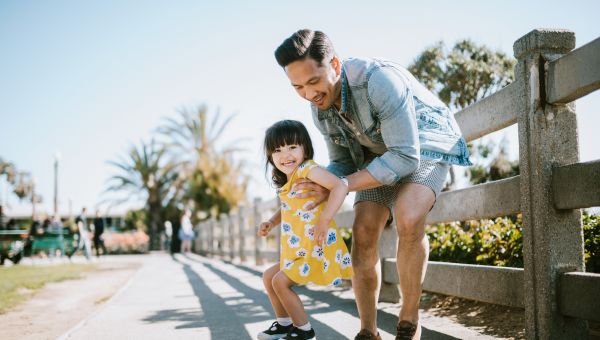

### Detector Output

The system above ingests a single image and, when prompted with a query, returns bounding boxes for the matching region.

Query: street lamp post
[53,153,61,217]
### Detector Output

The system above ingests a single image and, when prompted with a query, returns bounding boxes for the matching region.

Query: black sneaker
[282,326,316,339]
[257,321,293,340]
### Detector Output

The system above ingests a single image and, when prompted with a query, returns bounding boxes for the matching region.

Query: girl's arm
[267,209,281,225]
[257,208,281,237]
[306,167,349,244]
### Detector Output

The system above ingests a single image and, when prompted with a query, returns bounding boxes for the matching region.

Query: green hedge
[427,211,600,273]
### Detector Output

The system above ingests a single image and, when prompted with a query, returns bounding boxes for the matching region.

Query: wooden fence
[194,29,600,339]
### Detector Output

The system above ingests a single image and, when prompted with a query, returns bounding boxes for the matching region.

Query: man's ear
[331,56,341,76]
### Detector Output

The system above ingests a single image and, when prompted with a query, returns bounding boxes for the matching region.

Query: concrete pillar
[253,197,265,265]
[209,217,216,256]
[514,29,587,338]
[228,213,236,260]
[219,213,227,258]
[238,205,248,262]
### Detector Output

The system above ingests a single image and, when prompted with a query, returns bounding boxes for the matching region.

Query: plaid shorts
[355,160,450,211]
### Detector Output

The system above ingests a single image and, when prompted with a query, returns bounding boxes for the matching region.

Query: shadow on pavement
[141,256,251,339]
[183,255,458,340]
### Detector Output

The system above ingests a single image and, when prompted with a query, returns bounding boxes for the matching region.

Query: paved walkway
[58,253,499,340]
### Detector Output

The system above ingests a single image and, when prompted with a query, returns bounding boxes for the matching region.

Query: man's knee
[351,223,380,269]
[395,211,426,243]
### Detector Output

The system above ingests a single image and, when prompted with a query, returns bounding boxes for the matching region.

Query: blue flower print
[301,212,315,222]
[341,253,352,269]
[296,248,307,257]
[330,277,343,286]
[323,259,330,273]
[284,259,294,270]
[287,190,298,198]
[281,222,292,234]
[326,228,337,246]
[335,250,343,263]
[304,224,315,240]
[299,263,310,277]
[311,245,324,261]
[287,234,300,248]
[281,202,291,211]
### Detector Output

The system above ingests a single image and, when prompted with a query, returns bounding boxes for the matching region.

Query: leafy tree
[105,140,182,250]
[409,40,515,111]
[0,158,41,217]
[157,106,248,217]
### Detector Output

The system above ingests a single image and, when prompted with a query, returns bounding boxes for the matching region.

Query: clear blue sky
[1,0,599,216]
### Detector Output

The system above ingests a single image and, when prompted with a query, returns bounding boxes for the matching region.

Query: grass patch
[0,264,95,314]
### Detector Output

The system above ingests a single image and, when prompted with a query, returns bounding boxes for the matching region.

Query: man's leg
[393,183,435,327]
[351,201,390,334]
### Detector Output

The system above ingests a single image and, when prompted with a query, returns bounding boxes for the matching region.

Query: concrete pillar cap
[513,29,575,59]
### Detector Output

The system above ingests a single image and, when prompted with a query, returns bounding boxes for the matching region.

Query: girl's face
[271,144,305,177]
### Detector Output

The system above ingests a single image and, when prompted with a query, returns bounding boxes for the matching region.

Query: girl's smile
[272,144,305,177]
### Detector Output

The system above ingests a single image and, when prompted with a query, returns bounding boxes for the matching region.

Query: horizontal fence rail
[552,160,600,209]
[547,37,600,104]
[426,176,521,224]
[559,272,600,322]
[383,259,525,308]
[455,81,521,142]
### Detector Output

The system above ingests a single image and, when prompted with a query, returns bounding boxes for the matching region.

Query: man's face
[285,56,342,110]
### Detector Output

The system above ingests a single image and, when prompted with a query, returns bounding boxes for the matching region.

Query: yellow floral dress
[277,159,353,286]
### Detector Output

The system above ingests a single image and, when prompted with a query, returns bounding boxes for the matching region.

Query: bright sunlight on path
[60,253,502,340]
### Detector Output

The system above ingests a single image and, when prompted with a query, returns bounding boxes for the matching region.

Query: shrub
[103,230,150,254]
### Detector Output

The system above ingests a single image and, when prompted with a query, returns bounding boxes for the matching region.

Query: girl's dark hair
[274,29,336,68]
[264,120,314,188]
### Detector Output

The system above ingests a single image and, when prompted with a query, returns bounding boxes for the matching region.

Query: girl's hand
[257,221,273,237]
[314,222,328,246]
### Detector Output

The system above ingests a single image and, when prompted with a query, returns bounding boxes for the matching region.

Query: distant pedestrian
[178,209,194,253]
[93,210,107,257]
[163,221,173,253]
[70,207,92,260]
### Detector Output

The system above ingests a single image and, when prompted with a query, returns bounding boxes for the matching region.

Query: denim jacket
[312,57,472,185]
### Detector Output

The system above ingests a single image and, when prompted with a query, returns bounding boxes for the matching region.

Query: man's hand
[292,178,330,210]
[257,221,274,237]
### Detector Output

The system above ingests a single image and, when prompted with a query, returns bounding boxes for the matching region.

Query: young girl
[257,120,353,340]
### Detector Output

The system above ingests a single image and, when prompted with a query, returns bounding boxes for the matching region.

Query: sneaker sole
[257,333,288,340]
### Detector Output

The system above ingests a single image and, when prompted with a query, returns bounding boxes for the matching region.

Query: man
[71,207,92,260]
[274,30,471,340]
[93,210,107,257]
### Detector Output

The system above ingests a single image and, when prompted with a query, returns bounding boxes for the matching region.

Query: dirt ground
[0,260,140,340]
[419,293,525,339]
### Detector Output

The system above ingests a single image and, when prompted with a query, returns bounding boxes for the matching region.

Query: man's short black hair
[274,29,336,68]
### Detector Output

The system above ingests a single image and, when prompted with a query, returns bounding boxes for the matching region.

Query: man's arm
[364,67,420,184]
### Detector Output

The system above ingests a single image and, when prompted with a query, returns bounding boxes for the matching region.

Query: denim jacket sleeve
[365,66,420,185]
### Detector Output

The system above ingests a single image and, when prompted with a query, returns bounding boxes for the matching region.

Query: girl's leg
[272,271,308,326]
[263,263,288,317]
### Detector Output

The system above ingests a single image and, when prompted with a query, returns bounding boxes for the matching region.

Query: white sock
[277,317,292,326]
[297,322,312,331]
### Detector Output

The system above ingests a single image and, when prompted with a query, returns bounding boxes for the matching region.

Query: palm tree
[105,140,183,250]
[157,105,248,217]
